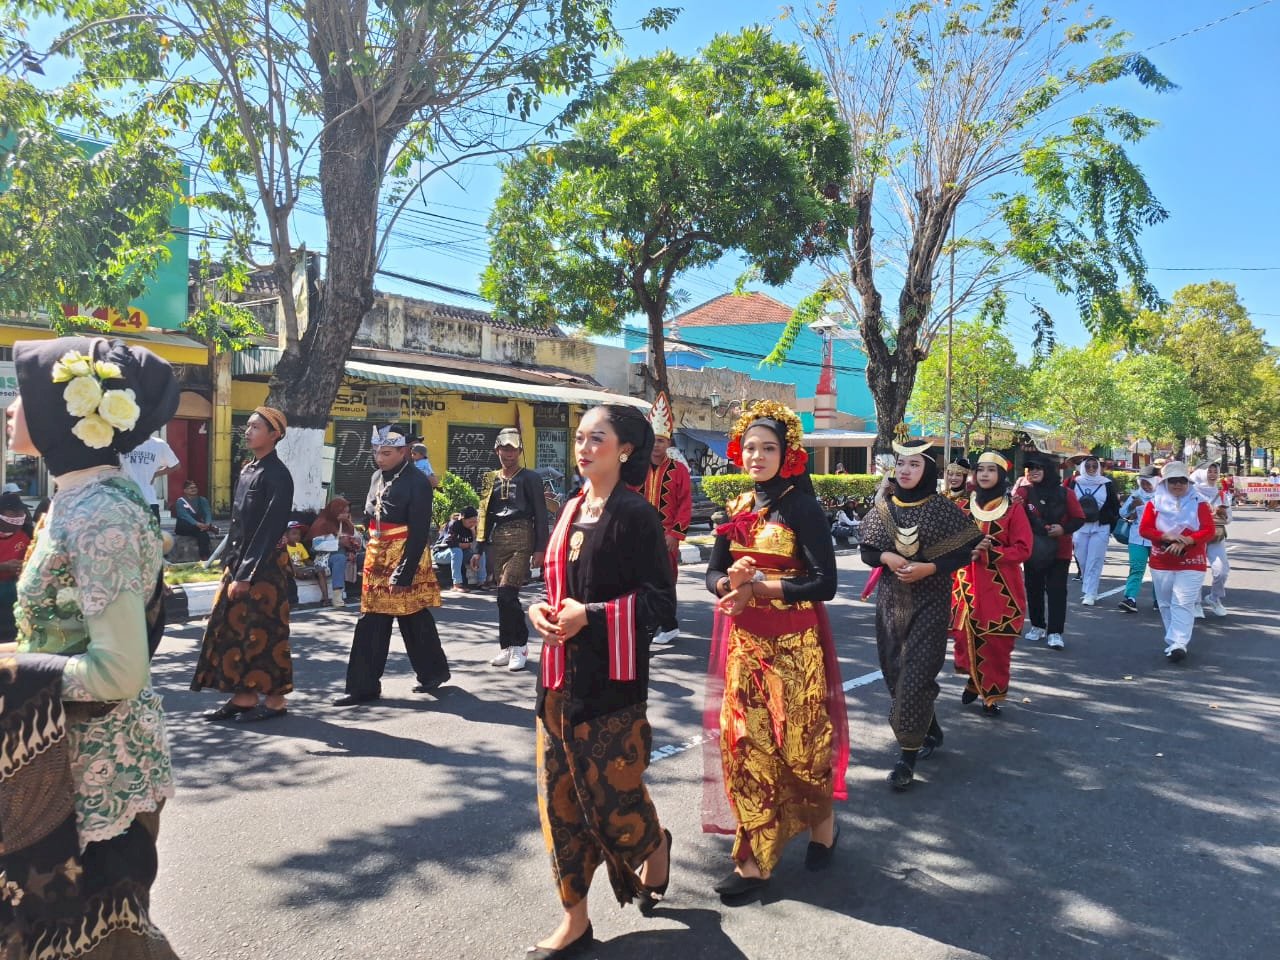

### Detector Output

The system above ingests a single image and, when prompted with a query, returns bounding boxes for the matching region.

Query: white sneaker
[1082,594,1096,606]
[489,648,512,667]
[1046,633,1065,650]
[653,628,680,645]
[330,594,345,608]
[507,646,528,671]
[1208,599,1228,617]
[1194,605,1205,620]
[1025,626,1046,643]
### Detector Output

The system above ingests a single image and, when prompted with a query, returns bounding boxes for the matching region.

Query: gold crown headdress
[891,422,931,457]
[726,400,808,478]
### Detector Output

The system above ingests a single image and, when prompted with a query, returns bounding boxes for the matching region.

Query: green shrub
[433,471,480,527]
[700,473,879,506]
[1251,467,1266,477]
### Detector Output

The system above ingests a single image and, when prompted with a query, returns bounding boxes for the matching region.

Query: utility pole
[942,220,956,467]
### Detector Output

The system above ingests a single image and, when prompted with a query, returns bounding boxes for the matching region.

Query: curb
[166,578,330,622]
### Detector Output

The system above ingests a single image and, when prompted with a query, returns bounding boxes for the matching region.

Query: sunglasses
[1166,477,1189,484]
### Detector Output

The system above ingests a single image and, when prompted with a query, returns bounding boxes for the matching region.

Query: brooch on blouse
[568,530,584,562]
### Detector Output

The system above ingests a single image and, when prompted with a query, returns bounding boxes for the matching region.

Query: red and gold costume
[951,481,1033,706]
[639,392,692,576]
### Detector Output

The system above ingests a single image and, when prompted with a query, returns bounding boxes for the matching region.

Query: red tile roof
[672,292,794,327]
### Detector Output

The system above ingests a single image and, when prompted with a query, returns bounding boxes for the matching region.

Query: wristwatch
[752,570,766,583]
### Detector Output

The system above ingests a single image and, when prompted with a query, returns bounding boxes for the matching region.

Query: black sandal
[637,828,672,916]
[918,716,944,760]
[235,703,288,723]
[203,701,253,722]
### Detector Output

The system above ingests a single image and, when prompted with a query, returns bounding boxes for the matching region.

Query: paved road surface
[148,509,1280,960]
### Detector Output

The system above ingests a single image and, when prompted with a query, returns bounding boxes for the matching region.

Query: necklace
[580,496,606,522]
[969,494,1010,523]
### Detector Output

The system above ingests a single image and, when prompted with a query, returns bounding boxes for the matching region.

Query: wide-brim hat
[1161,461,1190,480]
[495,427,523,449]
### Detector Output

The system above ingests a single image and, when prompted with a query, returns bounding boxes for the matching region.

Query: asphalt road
[148,508,1280,960]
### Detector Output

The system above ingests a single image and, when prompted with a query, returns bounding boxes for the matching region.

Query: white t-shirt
[120,437,179,505]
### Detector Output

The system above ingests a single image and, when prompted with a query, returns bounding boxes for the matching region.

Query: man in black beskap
[334,424,449,706]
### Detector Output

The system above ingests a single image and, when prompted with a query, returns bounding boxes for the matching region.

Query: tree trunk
[267,101,390,509]
[646,303,670,401]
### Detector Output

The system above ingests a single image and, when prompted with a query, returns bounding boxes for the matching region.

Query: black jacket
[227,451,293,583]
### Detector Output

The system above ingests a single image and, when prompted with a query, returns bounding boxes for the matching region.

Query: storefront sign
[0,361,17,407]
[533,404,568,428]
[366,384,403,420]
[536,429,568,476]
[448,425,503,493]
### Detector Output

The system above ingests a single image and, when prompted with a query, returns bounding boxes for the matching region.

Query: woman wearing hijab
[950,452,1032,716]
[1,336,180,959]
[1191,463,1231,617]
[1019,454,1086,650]
[704,401,847,900]
[1116,466,1159,614]
[0,491,33,643]
[525,405,674,958]
[1138,461,1215,662]
[859,432,981,791]
[1067,456,1120,605]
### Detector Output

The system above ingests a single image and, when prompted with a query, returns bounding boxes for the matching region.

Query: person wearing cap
[335,424,449,705]
[950,452,1032,716]
[1138,461,1215,662]
[1017,453,1085,650]
[284,519,331,605]
[1065,455,1120,605]
[191,405,296,721]
[1116,466,1159,613]
[476,426,549,671]
[410,441,441,488]
[859,430,982,791]
[0,491,32,643]
[943,458,971,505]
[638,392,691,645]
[3,336,181,958]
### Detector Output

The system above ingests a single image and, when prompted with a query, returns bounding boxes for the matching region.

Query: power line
[1145,0,1275,51]
[1151,265,1280,272]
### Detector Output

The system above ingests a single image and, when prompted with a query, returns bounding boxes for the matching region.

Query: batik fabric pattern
[950,497,1032,706]
[860,495,981,748]
[360,522,442,616]
[702,495,849,875]
[190,549,293,696]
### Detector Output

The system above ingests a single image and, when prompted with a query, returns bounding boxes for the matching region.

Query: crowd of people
[0,334,1247,960]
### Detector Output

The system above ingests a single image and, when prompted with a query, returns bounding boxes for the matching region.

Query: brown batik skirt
[190,548,293,696]
[536,689,663,909]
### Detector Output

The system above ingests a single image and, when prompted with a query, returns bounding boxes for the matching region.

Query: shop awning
[233,347,647,410]
[679,427,729,459]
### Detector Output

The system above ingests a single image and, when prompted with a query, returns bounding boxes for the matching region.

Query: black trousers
[174,520,212,559]
[1024,557,1069,634]
[345,609,449,697]
[496,585,529,649]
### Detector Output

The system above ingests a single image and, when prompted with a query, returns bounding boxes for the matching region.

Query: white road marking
[843,668,884,691]
[1267,527,1280,535]
[1096,585,1126,600]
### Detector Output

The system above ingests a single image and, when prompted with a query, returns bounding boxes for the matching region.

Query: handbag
[1112,518,1131,546]
[1027,533,1058,571]
[311,534,339,552]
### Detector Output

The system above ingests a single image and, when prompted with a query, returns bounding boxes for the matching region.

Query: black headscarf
[890,453,938,505]
[14,336,180,477]
[744,417,815,509]
[1024,453,1062,489]
[973,454,1011,508]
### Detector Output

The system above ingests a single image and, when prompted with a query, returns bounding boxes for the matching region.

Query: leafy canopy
[482,26,852,335]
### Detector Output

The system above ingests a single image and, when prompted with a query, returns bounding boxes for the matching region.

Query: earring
[619,453,629,463]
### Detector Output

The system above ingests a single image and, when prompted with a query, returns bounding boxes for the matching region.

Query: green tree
[907,319,1026,453]
[32,0,672,506]
[1025,343,1131,450]
[1133,281,1267,455]
[765,0,1171,452]
[1112,352,1202,448]
[482,27,851,399]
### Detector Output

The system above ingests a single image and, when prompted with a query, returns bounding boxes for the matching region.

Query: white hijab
[1074,460,1110,498]
[1190,467,1223,506]
[1151,478,1206,534]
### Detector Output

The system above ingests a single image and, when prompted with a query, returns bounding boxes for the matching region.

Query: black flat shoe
[961,687,979,705]
[332,693,380,707]
[235,703,288,723]
[918,716,944,760]
[203,701,253,721]
[982,702,1002,717]
[888,760,915,792]
[637,828,672,916]
[525,923,593,960]
[713,870,769,902]
[804,823,840,871]
[411,672,451,694]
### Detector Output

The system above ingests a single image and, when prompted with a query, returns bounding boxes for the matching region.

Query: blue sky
[383,0,1280,355]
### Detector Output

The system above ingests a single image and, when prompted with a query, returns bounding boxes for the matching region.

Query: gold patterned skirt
[360,525,441,616]
[719,601,834,874]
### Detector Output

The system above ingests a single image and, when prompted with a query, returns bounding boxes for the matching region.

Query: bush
[700,473,880,506]
[433,471,480,527]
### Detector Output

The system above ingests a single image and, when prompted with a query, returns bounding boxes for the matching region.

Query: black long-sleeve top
[368,462,434,586]
[479,467,550,552]
[536,488,675,726]
[705,489,838,604]
[858,494,982,577]
[227,450,294,583]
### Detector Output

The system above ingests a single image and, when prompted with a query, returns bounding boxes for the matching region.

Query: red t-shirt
[1139,500,1215,571]
[0,530,31,581]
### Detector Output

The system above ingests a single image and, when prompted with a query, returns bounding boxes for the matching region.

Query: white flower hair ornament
[51,351,140,449]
